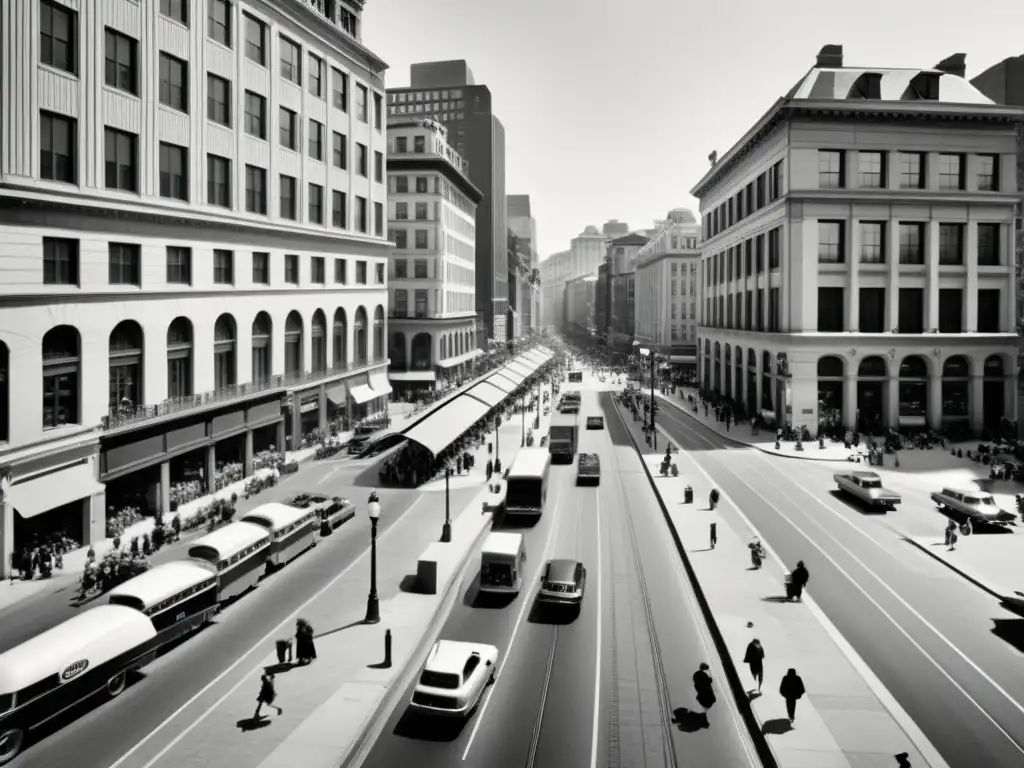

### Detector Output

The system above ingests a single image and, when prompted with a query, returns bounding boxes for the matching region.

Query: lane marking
[109,494,425,768]
[316,465,342,486]
[589,492,603,768]
[525,627,559,768]
[461,481,566,761]
[662,415,1022,760]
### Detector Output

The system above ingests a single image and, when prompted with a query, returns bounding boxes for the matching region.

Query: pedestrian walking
[789,560,809,601]
[948,527,958,551]
[692,662,716,725]
[253,671,283,720]
[709,488,720,511]
[295,618,317,664]
[743,638,765,693]
[944,519,954,548]
[486,458,494,482]
[709,522,717,550]
[779,668,805,723]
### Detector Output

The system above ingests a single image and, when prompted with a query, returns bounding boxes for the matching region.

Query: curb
[613,400,779,768]
[337,495,494,768]
[900,535,1008,602]
[655,395,849,463]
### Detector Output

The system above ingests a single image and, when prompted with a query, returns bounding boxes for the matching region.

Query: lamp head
[368,501,381,520]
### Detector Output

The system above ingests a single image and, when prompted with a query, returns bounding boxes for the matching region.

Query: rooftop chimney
[816,44,843,68]
[934,53,967,79]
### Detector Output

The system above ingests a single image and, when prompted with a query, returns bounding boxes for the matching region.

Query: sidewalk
[619,406,944,768]
[904,533,1024,603]
[136,478,494,768]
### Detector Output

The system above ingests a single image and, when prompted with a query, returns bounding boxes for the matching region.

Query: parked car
[930,488,1016,525]
[409,640,498,718]
[586,416,604,430]
[285,492,354,530]
[537,559,586,606]
[576,453,601,485]
[832,471,901,510]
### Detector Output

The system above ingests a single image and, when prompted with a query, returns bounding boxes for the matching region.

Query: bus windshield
[507,478,543,509]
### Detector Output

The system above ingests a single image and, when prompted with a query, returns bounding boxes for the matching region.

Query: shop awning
[350,384,378,405]
[500,368,527,387]
[504,361,533,380]
[388,371,436,382]
[669,355,696,364]
[403,395,490,456]
[8,462,105,520]
[326,383,348,407]
[369,372,393,397]
[486,372,518,392]
[464,381,507,408]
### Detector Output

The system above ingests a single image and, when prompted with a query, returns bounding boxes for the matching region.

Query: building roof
[610,233,649,247]
[784,67,993,104]
[666,208,696,224]
[581,225,601,235]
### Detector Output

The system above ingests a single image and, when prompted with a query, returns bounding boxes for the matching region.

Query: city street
[361,377,760,768]
[654,399,1024,768]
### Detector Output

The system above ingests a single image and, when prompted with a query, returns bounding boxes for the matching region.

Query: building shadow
[392,709,468,742]
[761,718,793,735]
[670,707,709,732]
[400,574,427,594]
[991,618,1024,653]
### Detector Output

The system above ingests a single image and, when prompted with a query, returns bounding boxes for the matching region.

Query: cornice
[386,156,483,204]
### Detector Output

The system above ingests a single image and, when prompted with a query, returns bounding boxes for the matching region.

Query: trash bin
[684,485,694,504]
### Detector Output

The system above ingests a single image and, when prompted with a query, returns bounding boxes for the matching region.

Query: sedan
[409,640,499,718]
[586,416,604,430]
[537,559,587,605]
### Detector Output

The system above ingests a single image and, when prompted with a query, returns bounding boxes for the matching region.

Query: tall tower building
[508,194,538,334]
[387,60,508,343]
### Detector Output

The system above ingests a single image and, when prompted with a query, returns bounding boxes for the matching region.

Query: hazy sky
[362,0,1024,260]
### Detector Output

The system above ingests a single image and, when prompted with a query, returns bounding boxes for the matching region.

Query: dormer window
[848,72,882,99]
[903,72,940,101]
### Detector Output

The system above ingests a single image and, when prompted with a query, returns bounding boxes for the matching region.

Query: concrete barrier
[415,542,445,594]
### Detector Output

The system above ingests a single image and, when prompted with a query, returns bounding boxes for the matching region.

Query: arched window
[214,314,237,389]
[942,355,970,417]
[251,312,272,382]
[411,333,432,370]
[354,307,368,365]
[747,349,756,369]
[285,311,303,376]
[42,325,80,428]
[373,305,385,360]
[899,355,928,378]
[899,355,928,418]
[985,355,1005,376]
[167,317,193,399]
[389,332,407,370]
[761,350,771,373]
[109,320,144,409]
[942,356,970,378]
[333,308,347,366]
[858,356,887,378]
[817,356,844,378]
[0,340,7,442]
[440,336,447,359]
[311,310,327,372]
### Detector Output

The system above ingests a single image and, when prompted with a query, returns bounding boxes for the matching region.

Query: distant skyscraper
[603,220,630,239]
[387,60,508,342]
[508,194,538,333]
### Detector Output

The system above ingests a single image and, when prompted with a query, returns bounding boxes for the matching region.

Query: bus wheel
[0,728,25,765]
[107,671,127,698]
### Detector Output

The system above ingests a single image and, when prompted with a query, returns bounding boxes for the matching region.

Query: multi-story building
[385,117,482,395]
[607,233,649,351]
[540,249,570,331]
[508,194,538,334]
[695,45,1022,436]
[0,0,390,575]
[386,60,508,342]
[595,261,610,342]
[603,219,630,239]
[564,274,598,334]
[634,209,701,378]
[569,225,607,282]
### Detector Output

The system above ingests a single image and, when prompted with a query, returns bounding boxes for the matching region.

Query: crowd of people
[7,532,72,582]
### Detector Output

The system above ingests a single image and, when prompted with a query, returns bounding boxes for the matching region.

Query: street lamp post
[650,352,658,450]
[365,491,381,624]
[521,393,526,446]
[495,414,503,474]
[441,467,452,543]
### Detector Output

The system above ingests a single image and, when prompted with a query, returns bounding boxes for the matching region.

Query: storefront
[388,370,436,400]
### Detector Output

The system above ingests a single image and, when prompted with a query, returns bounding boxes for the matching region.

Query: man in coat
[779,668,805,723]
[790,560,809,601]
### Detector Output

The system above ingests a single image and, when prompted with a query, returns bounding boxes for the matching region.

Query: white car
[409,640,499,717]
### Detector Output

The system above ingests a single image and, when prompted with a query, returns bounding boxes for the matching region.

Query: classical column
[969,374,984,434]
[925,221,940,332]
[244,430,254,477]
[0,497,11,580]
[318,384,328,431]
[159,461,171,518]
[1005,375,1019,424]
[843,373,858,431]
[276,420,286,455]
[885,223,899,331]
[847,219,860,331]
[755,367,763,414]
[291,392,302,450]
[927,374,943,431]
[885,376,900,430]
[206,444,217,493]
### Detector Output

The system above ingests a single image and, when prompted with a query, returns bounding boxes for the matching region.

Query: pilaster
[926,221,940,332]
[970,374,984,434]
[927,374,943,430]
[847,219,860,331]
[843,374,858,431]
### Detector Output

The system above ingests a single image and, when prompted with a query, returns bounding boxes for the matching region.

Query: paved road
[361,380,759,768]
[6,457,468,768]
[655,400,1024,768]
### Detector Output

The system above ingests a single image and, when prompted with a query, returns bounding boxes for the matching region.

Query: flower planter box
[279,460,300,476]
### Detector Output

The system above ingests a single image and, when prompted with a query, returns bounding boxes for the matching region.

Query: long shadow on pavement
[315,619,365,640]
[392,709,468,742]
[670,707,709,732]
[991,618,1024,653]
[827,489,890,516]
[761,718,793,735]
[527,600,579,625]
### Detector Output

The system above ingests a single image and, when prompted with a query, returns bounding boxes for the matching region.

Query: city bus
[107,561,219,647]
[187,521,271,601]
[240,502,318,568]
[505,448,551,517]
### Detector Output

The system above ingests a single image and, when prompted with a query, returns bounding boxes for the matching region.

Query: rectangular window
[280,36,301,84]
[414,259,428,278]
[279,175,297,220]
[104,28,137,95]
[415,202,428,221]
[898,288,924,333]
[356,261,367,284]
[104,127,137,191]
[859,287,885,333]
[394,289,408,316]
[334,258,346,284]
[244,13,265,64]
[938,153,964,191]
[818,150,844,188]
[415,176,428,194]
[977,154,998,192]
[415,289,428,317]
[374,202,383,237]
[244,91,266,138]
[108,243,140,285]
[396,136,407,154]
[207,73,231,126]
[43,237,78,285]
[252,252,270,284]
[817,221,844,263]
[374,92,383,129]
[978,223,1001,266]
[159,142,188,200]
[332,131,347,169]
[858,151,884,188]
[357,143,368,176]
[978,289,1001,333]
[207,153,231,207]
[160,0,188,25]
[393,230,408,249]
[860,221,886,263]
[392,201,406,219]
[311,256,325,284]
[356,84,368,122]
[938,289,963,333]
[41,0,77,74]
[332,191,347,228]
[898,223,924,264]
[414,135,426,154]
[356,196,367,233]
[159,53,188,112]
[899,152,925,189]
[415,230,428,249]
[213,249,233,284]
[376,262,385,283]
[394,259,408,277]
[245,164,267,213]
[938,223,964,265]
[818,288,844,332]
[40,111,77,183]
[768,229,781,270]
[279,107,297,150]
[332,68,348,111]
[166,246,192,284]
[308,53,323,96]
[374,151,383,182]
[308,119,324,160]
[207,0,231,46]
[308,183,323,224]
[768,288,780,331]
[285,254,299,284]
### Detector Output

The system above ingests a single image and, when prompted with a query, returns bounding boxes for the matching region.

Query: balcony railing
[102,356,388,431]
